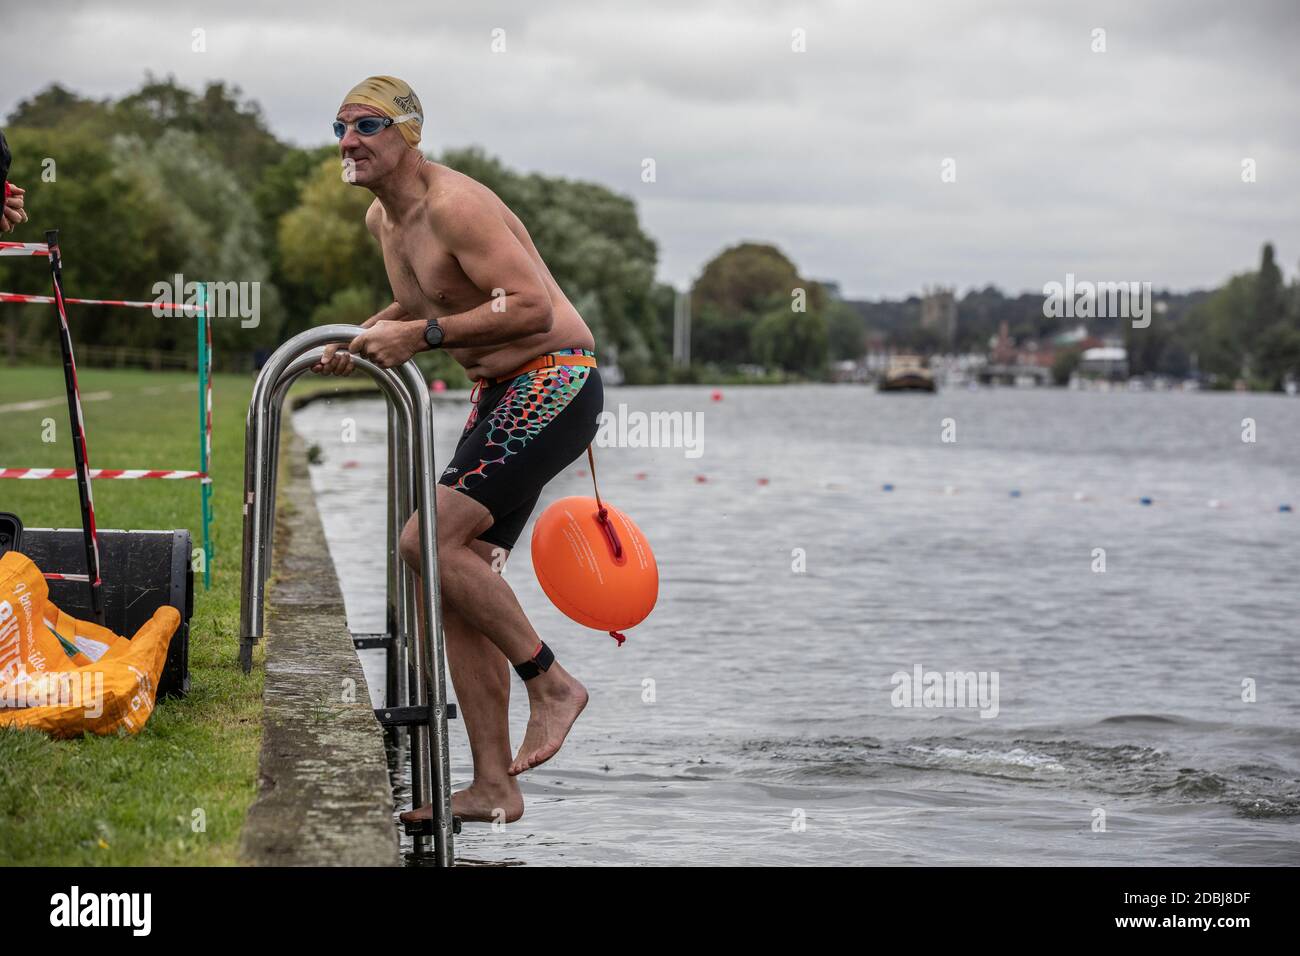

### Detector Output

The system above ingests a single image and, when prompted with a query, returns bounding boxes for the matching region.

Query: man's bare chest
[380,233,484,316]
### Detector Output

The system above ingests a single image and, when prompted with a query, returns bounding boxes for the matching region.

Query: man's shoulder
[364,199,384,236]
[427,167,501,230]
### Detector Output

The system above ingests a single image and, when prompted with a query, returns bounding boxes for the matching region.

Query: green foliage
[1052,345,1083,385]
[753,304,829,376]
[0,124,282,355]
[825,298,867,360]
[277,158,385,326]
[689,242,830,377]
[309,286,381,327]
[1252,243,1285,341]
[694,242,813,316]
[113,76,284,185]
[1187,272,1255,381]
[1254,323,1300,390]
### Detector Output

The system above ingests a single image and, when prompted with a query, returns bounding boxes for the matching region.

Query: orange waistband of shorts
[477,352,598,388]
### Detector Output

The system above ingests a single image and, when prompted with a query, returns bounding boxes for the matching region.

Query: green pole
[196,282,212,590]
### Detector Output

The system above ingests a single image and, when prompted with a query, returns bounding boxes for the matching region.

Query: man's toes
[399,805,431,824]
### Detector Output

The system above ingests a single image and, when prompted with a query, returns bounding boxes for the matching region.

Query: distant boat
[878,355,936,392]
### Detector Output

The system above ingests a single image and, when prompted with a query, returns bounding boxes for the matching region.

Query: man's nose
[339,127,364,150]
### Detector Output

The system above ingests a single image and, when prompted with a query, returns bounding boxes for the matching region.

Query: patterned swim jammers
[438,348,603,551]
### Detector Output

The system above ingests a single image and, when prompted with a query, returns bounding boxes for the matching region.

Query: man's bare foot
[508,664,588,776]
[399,780,524,825]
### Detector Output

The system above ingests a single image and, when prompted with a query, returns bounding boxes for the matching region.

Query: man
[314,76,603,825]
[1,129,29,234]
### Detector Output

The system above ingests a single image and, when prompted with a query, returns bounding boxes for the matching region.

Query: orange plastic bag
[0,551,179,738]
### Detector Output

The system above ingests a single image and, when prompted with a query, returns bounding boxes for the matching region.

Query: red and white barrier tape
[0,291,201,312]
[0,467,208,480]
[0,241,49,257]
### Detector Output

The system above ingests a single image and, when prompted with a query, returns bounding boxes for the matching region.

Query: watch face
[425,321,443,347]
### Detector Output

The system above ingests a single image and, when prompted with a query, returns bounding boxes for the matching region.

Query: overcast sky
[5,0,1298,298]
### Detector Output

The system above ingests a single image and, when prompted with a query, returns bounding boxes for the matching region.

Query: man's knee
[399,491,498,574]
[399,514,423,571]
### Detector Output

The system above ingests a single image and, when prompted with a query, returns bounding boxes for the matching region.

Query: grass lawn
[0,365,263,865]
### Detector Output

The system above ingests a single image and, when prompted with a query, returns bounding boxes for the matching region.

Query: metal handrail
[238,325,454,865]
[268,349,415,721]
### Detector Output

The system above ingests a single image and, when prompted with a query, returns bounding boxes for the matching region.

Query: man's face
[336,104,407,186]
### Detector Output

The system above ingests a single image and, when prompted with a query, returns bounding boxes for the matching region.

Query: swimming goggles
[333,113,422,139]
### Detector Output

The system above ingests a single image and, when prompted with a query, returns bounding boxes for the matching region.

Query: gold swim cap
[339,76,423,147]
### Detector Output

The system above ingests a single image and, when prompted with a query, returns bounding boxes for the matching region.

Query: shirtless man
[314,76,603,824]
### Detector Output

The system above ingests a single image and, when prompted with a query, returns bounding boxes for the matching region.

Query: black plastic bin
[18,528,193,699]
[0,512,20,555]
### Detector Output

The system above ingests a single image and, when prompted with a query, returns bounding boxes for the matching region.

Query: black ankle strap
[513,641,555,681]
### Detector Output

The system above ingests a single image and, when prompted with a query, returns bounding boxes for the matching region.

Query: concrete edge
[239,429,400,867]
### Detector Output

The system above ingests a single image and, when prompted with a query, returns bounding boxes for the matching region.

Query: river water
[293,384,1300,866]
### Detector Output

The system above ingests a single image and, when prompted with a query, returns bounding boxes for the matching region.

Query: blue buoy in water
[1139,496,1153,506]
[882,483,894,492]
[1009,489,1021,498]
[1281,504,1293,513]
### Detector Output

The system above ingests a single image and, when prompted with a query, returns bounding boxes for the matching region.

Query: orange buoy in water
[531,496,657,644]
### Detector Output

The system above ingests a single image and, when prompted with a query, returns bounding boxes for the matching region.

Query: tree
[1252,243,1285,341]
[1255,324,1300,390]
[691,243,827,371]
[825,298,867,360]
[277,157,386,325]
[114,76,285,185]
[1187,272,1254,382]
[693,242,814,319]
[752,302,828,376]
[5,85,113,136]
[1052,346,1082,385]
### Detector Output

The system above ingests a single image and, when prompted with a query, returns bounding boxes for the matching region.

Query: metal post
[196,281,213,590]
[239,326,453,865]
[45,229,104,624]
[384,404,403,714]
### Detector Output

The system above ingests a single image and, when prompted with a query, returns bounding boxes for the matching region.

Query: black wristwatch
[423,318,445,350]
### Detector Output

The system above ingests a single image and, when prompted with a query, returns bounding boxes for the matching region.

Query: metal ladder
[239,325,456,865]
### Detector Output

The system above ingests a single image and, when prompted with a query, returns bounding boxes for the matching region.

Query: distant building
[990,320,1017,365]
[920,286,957,348]
[1078,346,1128,379]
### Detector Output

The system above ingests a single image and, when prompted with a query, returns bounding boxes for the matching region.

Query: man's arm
[421,191,554,347]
